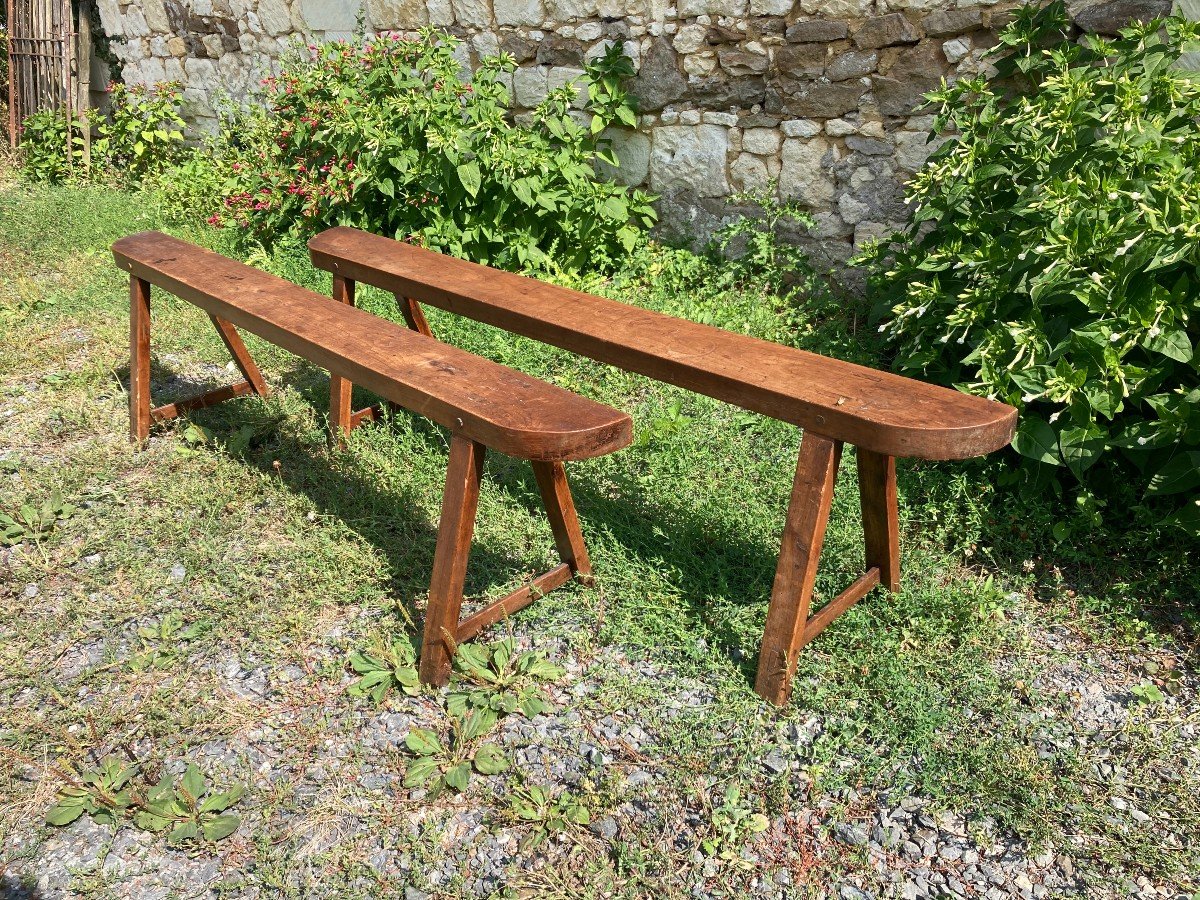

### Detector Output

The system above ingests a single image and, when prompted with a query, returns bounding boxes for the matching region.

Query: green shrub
[19,81,185,184]
[153,144,226,224]
[860,2,1200,533]
[19,109,73,182]
[214,29,656,270]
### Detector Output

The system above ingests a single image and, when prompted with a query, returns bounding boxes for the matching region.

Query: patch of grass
[0,178,1196,896]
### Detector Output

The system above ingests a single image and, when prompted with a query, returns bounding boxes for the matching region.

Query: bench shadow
[138,359,557,632]
[0,871,48,899]
[274,362,837,685]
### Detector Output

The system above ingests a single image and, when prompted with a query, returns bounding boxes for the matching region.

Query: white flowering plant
[859,2,1200,532]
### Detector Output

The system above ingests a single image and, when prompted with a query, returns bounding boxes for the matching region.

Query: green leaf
[1011,417,1062,466]
[1145,328,1193,363]
[457,161,482,198]
[201,813,241,841]
[46,800,87,826]
[445,762,472,792]
[134,810,173,832]
[405,728,442,756]
[473,744,509,775]
[167,820,199,845]
[403,755,441,788]
[1058,427,1105,479]
[1145,453,1200,497]
[349,650,384,674]
[180,764,205,802]
[199,784,244,814]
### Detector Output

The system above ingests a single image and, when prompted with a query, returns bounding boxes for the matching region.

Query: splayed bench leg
[754,439,904,705]
[129,276,152,444]
[419,433,487,686]
[754,433,842,705]
[858,449,900,593]
[419,445,600,687]
[328,278,433,446]
[128,275,269,446]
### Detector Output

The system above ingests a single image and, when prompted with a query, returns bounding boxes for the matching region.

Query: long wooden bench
[112,231,632,686]
[308,226,1020,705]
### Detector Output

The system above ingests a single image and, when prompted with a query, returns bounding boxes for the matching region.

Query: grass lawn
[0,177,1197,899]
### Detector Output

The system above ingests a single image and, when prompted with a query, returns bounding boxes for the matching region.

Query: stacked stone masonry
[95,0,1171,259]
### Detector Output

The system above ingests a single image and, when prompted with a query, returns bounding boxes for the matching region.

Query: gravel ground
[2,581,1195,899]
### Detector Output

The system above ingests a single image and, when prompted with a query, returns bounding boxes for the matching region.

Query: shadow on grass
[128,356,807,688]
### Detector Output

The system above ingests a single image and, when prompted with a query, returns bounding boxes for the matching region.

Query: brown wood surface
[754,433,842,705]
[801,568,880,646]
[456,563,574,643]
[129,276,151,444]
[531,460,593,585]
[858,449,901,592]
[209,314,269,397]
[309,227,1017,461]
[420,435,486,686]
[328,275,356,444]
[399,295,435,338]
[112,232,632,462]
[152,381,254,422]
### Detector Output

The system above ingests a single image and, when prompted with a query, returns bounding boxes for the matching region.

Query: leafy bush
[20,81,185,184]
[711,182,828,301]
[215,29,656,270]
[861,2,1200,533]
[19,109,74,182]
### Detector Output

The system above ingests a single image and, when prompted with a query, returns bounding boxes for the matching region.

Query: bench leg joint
[128,276,268,447]
[418,449,597,687]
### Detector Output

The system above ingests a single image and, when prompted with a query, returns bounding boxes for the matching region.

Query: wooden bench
[308,226,1020,705]
[111,231,632,686]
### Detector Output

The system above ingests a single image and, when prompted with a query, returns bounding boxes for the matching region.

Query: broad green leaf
[180,764,205,802]
[168,820,200,845]
[1145,453,1200,496]
[460,709,494,741]
[403,755,441,788]
[1011,418,1062,466]
[445,762,471,792]
[199,784,244,814]
[405,728,442,756]
[46,800,87,826]
[473,744,509,775]
[1059,427,1105,478]
[134,810,172,832]
[1145,328,1193,363]
[202,814,241,841]
[457,161,482,198]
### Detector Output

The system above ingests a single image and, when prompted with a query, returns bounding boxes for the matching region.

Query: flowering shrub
[214,30,656,270]
[860,3,1200,534]
[20,81,185,183]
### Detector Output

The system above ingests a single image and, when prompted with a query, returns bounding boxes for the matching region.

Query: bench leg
[858,449,900,593]
[397,294,435,339]
[329,279,414,445]
[531,461,593,586]
[128,275,270,445]
[419,434,487,686]
[329,275,358,446]
[754,433,842,705]
[129,276,152,444]
[209,314,269,398]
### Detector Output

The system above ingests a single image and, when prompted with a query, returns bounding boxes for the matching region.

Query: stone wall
[93,0,1169,260]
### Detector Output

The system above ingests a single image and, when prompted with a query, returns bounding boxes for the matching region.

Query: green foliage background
[216,30,656,271]
[862,2,1200,534]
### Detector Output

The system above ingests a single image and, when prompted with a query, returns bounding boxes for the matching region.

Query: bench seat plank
[309,227,1017,461]
[112,231,631,462]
